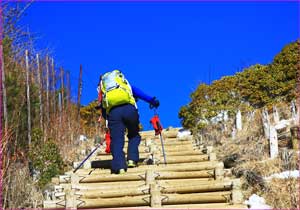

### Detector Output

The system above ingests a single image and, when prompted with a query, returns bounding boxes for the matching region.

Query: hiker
[97,69,159,174]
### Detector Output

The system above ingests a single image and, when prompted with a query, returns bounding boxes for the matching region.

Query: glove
[150,97,160,109]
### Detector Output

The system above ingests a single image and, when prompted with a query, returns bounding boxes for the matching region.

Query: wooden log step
[104,203,248,209]
[95,151,204,161]
[58,170,215,184]
[70,161,223,175]
[162,203,248,209]
[152,139,193,146]
[74,179,234,199]
[161,180,233,194]
[58,178,217,190]
[89,153,211,168]
[155,146,198,153]
[77,185,150,198]
[123,144,195,151]
[99,150,204,157]
[161,191,232,205]
[78,195,151,208]
[162,130,178,138]
[74,191,231,208]
[151,154,209,164]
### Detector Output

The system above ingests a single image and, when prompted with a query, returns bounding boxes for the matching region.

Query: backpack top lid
[100,69,136,112]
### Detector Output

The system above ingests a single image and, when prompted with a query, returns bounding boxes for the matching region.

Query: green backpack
[100,70,136,113]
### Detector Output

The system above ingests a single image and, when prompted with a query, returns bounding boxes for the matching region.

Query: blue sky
[19,2,299,130]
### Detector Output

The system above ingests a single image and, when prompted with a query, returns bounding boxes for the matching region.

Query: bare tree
[25,50,31,146]
[51,58,56,115]
[60,67,64,112]
[1,44,8,134]
[46,56,50,125]
[36,54,43,131]
[77,64,83,123]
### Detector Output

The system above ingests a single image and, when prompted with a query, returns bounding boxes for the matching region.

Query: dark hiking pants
[108,104,141,172]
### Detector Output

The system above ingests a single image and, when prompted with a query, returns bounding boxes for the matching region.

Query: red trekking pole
[150,111,167,165]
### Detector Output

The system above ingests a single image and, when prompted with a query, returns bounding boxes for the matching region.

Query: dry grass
[195,105,299,209]
[3,165,44,208]
[263,178,299,209]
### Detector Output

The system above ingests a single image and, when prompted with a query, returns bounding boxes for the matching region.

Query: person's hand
[150,97,160,109]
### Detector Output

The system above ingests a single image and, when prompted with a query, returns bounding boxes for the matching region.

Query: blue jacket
[131,86,155,105]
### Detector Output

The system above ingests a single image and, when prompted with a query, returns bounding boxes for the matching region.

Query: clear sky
[19,2,299,130]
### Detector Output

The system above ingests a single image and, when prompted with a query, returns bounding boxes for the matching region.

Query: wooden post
[214,163,224,180]
[66,173,80,209]
[290,126,299,150]
[209,152,216,161]
[36,54,43,131]
[146,169,155,185]
[231,127,236,140]
[262,108,270,139]
[231,179,243,204]
[150,184,161,207]
[273,106,279,124]
[206,146,213,154]
[236,110,242,131]
[269,125,278,159]
[25,50,32,146]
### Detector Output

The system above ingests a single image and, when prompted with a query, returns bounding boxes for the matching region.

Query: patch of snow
[274,119,292,130]
[244,194,272,209]
[264,170,299,180]
[177,129,191,138]
[79,135,87,141]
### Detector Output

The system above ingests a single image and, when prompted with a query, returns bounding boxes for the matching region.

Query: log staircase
[44,128,248,209]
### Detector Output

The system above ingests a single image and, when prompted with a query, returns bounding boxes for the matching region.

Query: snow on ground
[244,194,272,209]
[264,170,300,180]
[245,170,300,209]
[177,128,191,138]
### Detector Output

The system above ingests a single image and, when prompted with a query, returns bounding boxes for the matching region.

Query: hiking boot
[119,169,126,174]
[127,160,137,168]
[111,168,126,174]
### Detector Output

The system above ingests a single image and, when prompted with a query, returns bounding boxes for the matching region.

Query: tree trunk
[60,67,64,112]
[51,58,56,115]
[25,50,31,147]
[36,54,44,132]
[1,43,8,134]
[77,65,83,124]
